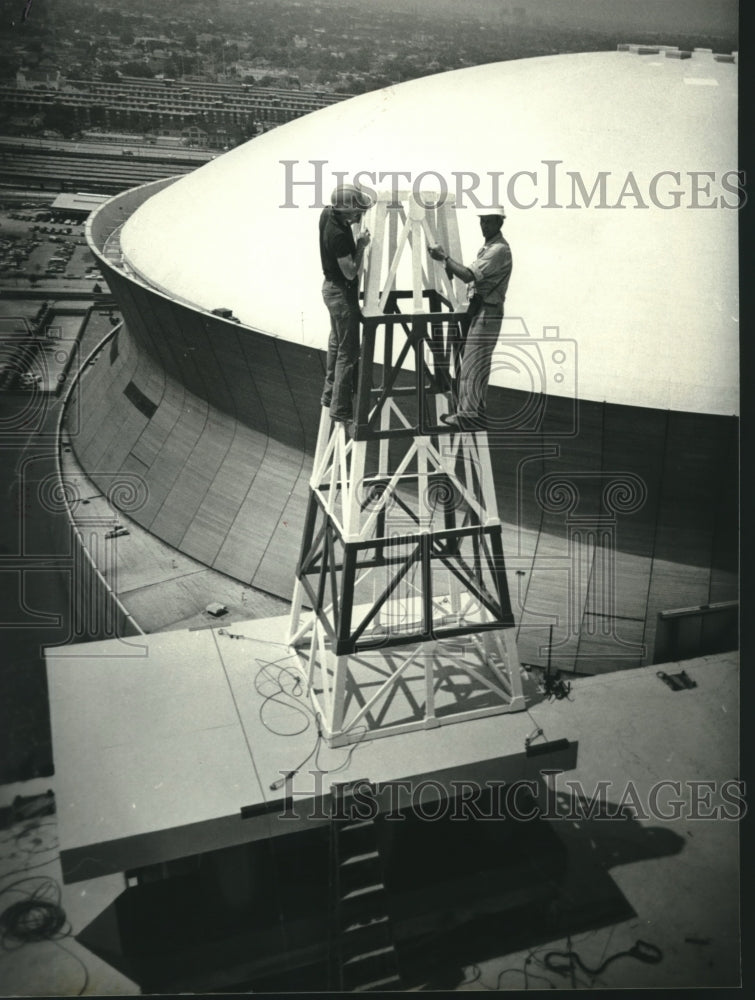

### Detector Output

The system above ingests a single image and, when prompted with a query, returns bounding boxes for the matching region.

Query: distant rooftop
[52,192,110,214]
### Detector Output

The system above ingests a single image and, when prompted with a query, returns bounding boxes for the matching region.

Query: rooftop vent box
[205,602,228,617]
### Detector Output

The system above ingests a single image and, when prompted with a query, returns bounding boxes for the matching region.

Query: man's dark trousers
[321,279,360,422]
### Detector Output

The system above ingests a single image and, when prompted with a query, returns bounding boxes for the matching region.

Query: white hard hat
[476,205,507,218]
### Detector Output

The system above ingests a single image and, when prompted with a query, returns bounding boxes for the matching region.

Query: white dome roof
[121,50,739,416]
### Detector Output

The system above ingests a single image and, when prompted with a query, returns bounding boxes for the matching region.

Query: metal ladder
[329,782,403,992]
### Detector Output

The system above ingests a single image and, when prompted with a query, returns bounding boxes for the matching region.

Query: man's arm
[428,243,474,283]
[338,231,371,282]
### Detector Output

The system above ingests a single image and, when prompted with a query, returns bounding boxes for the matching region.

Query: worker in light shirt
[429,206,512,428]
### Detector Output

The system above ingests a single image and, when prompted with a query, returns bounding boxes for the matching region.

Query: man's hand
[356,229,371,249]
[430,243,474,283]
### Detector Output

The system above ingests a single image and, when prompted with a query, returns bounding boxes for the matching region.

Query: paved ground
[0,200,102,290]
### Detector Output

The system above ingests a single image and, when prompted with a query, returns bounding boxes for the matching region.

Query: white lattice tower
[288,191,524,746]
[361,189,467,317]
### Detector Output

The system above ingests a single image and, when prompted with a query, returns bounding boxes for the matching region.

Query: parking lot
[1,198,114,396]
[0,201,105,289]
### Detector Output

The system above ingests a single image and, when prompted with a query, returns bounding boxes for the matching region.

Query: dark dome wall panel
[73,331,147,468]
[147,398,212,549]
[598,404,668,560]
[175,408,240,567]
[129,375,187,473]
[74,250,325,597]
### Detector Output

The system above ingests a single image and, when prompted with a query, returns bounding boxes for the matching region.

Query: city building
[0,75,347,137]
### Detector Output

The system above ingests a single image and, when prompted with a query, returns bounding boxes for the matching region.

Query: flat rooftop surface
[46,612,738,902]
[47,612,567,882]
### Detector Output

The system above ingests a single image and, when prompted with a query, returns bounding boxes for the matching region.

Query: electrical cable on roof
[0,820,61,882]
[0,876,90,996]
[458,959,557,990]
[253,654,311,737]
[216,629,368,779]
[542,939,662,979]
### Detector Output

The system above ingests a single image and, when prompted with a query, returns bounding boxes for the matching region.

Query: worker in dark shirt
[319,183,372,425]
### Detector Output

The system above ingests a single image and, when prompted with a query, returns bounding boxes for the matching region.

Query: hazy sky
[375,0,739,36]
[19,0,737,40]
